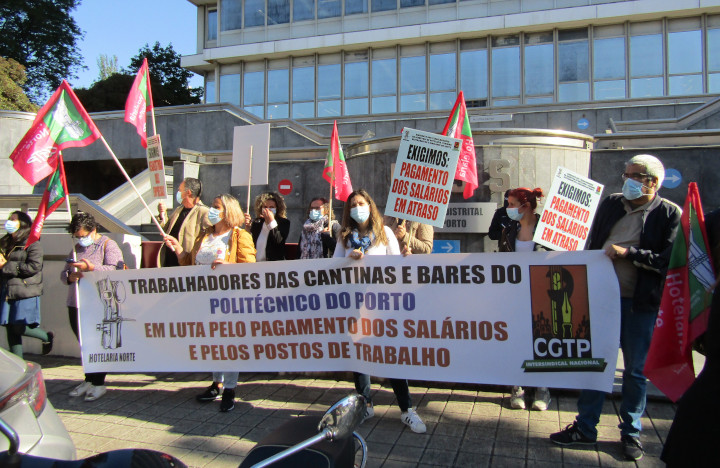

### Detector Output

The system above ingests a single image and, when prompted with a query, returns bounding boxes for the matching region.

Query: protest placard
[385,128,462,228]
[78,251,620,392]
[534,167,604,251]
[145,134,167,199]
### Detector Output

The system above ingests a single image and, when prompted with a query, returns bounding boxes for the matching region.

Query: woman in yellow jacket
[164,193,255,412]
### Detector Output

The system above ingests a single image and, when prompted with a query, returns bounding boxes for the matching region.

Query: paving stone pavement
[31,355,675,467]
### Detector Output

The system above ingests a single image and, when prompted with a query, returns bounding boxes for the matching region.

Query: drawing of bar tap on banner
[385,128,462,228]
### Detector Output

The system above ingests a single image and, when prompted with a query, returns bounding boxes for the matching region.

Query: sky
[70,0,203,89]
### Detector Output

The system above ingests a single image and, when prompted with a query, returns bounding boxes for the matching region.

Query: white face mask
[4,220,19,234]
[350,205,370,223]
[77,234,94,247]
[176,190,184,205]
[309,209,323,221]
[506,207,523,221]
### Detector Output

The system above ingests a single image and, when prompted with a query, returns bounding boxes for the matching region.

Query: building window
[401,0,424,7]
[372,53,397,114]
[268,0,290,25]
[245,0,265,27]
[630,22,664,98]
[294,0,315,20]
[219,73,241,104]
[345,0,368,14]
[372,0,397,12]
[267,67,289,119]
[709,26,720,93]
[293,59,315,118]
[593,29,626,100]
[668,23,702,96]
[318,60,341,116]
[460,39,487,105]
[220,0,242,31]
[205,78,216,104]
[491,35,520,106]
[524,32,554,102]
[344,56,369,115]
[318,0,341,18]
[558,29,589,102]
[400,50,426,111]
[207,8,218,41]
[429,46,456,110]
[243,67,265,117]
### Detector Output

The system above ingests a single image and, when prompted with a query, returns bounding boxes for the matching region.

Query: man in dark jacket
[550,154,681,461]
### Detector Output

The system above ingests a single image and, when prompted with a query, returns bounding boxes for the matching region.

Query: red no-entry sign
[278,179,293,195]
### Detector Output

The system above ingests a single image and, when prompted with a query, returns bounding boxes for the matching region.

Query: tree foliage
[0,57,38,112]
[0,0,84,103]
[127,42,203,106]
[97,54,119,81]
[75,73,134,112]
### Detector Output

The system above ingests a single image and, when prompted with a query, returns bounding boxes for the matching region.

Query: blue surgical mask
[506,207,524,221]
[350,206,370,224]
[77,235,94,248]
[4,220,19,234]
[208,207,223,225]
[269,208,277,216]
[622,178,645,200]
[176,190,183,205]
[309,209,323,221]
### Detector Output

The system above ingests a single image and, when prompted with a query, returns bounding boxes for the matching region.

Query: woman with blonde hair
[334,189,427,433]
[164,194,256,411]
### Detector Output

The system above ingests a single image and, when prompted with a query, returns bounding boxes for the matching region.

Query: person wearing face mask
[245,192,290,261]
[165,194,256,412]
[61,212,125,402]
[156,177,211,268]
[497,187,552,412]
[333,189,427,434]
[1,211,52,359]
[551,155,681,462]
[297,197,340,259]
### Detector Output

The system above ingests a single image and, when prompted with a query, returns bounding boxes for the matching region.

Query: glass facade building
[185,1,720,120]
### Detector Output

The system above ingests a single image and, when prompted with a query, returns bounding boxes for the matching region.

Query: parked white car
[0,348,76,459]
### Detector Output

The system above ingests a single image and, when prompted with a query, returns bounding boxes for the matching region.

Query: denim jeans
[353,372,412,412]
[576,297,657,438]
[212,372,239,389]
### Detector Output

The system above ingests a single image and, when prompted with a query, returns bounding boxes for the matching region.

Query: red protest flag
[26,153,69,247]
[322,121,353,202]
[644,182,714,401]
[441,91,478,199]
[125,58,154,148]
[10,81,101,186]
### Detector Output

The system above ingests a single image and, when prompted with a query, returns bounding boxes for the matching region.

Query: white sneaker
[400,408,426,433]
[510,386,526,409]
[69,381,92,397]
[363,403,375,422]
[532,387,551,411]
[84,385,107,402]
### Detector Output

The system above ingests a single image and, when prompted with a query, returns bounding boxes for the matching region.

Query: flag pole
[99,136,167,236]
[246,145,254,215]
[149,107,157,138]
[328,180,333,220]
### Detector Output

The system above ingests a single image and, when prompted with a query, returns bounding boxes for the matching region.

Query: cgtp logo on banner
[533,166,604,251]
[385,128,462,228]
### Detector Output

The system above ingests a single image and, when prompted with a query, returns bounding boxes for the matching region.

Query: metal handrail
[0,194,144,239]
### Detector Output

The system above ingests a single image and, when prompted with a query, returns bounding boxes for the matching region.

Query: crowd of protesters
[2,153,717,461]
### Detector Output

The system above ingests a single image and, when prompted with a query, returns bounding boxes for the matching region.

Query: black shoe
[196,384,220,402]
[42,332,54,355]
[220,388,235,412]
[550,422,597,446]
[621,434,643,461]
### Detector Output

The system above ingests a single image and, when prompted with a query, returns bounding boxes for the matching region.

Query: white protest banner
[385,128,462,228]
[78,251,620,392]
[534,167,604,251]
[145,134,167,199]
[231,124,270,187]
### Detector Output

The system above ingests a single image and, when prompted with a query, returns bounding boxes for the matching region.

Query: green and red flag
[10,80,101,186]
[644,182,714,401]
[323,120,353,202]
[441,91,478,199]
[125,58,154,148]
[26,152,69,247]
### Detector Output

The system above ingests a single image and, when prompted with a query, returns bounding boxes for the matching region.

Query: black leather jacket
[587,193,681,314]
[1,240,43,300]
